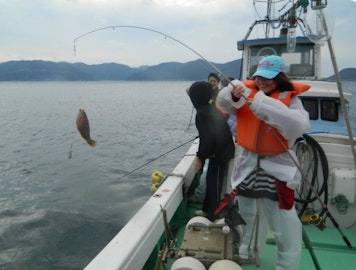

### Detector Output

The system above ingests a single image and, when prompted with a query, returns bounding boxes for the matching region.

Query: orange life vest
[236,80,310,155]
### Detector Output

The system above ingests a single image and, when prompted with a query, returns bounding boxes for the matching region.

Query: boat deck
[301,226,356,270]
[160,202,356,270]
[247,226,356,270]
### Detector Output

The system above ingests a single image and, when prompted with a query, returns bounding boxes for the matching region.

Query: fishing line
[73,25,233,85]
[117,136,198,181]
[68,143,73,159]
[186,106,195,130]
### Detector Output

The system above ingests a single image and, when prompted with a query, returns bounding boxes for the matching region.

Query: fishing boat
[84,1,356,269]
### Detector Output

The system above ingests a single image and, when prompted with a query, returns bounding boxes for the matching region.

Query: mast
[265,0,272,38]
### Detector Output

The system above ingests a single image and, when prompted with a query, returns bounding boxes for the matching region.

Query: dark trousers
[203,160,228,220]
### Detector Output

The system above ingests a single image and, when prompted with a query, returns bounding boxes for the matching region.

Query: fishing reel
[214,191,246,226]
[214,191,246,248]
[301,211,326,230]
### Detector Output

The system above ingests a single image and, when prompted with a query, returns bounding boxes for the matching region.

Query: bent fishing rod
[73,25,352,247]
[73,26,236,179]
[73,25,234,86]
[117,136,198,181]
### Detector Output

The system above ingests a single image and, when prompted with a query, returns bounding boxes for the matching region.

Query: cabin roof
[237,36,313,50]
[296,80,352,98]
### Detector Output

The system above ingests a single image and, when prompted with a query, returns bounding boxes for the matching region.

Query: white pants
[238,197,302,270]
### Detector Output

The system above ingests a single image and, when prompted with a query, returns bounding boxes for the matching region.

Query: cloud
[1,0,250,66]
[0,0,354,76]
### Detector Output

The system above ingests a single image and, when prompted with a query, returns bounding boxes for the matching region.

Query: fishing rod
[117,136,198,181]
[73,25,234,85]
[270,128,352,249]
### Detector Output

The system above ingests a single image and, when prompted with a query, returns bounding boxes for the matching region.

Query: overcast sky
[1,0,355,77]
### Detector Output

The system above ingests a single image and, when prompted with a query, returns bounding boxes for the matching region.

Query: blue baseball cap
[252,55,287,79]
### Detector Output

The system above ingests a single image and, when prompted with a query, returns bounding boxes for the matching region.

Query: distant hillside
[0,60,138,81]
[323,68,356,81]
[0,59,241,81]
[0,59,354,81]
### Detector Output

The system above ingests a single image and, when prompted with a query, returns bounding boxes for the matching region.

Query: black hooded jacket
[188,81,235,164]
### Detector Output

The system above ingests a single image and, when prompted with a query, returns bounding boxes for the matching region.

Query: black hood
[188,81,214,109]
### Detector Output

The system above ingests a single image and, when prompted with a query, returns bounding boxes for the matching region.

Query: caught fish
[76,109,97,147]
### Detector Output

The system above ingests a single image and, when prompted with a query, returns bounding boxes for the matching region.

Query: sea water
[0,81,196,269]
[0,81,355,270]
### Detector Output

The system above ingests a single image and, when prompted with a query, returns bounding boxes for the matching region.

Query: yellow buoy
[151,171,164,184]
[151,183,160,194]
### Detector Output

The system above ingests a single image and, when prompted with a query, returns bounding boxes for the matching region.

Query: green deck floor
[242,244,316,270]
[243,226,356,270]
[302,226,356,270]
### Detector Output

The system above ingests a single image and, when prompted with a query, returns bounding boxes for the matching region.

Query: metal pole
[321,10,356,172]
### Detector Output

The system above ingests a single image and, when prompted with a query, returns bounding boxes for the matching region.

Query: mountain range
[0,59,355,81]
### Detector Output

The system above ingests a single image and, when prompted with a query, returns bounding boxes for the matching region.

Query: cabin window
[320,99,339,122]
[289,63,314,77]
[302,98,318,120]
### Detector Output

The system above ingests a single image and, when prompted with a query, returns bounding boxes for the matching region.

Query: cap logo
[258,60,274,68]
[258,59,285,72]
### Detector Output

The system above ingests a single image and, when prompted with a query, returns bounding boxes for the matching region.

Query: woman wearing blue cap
[217,55,310,270]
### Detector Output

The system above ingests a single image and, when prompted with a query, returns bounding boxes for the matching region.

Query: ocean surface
[0,81,355,270]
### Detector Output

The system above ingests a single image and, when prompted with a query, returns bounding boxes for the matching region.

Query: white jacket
[217,80,310,190]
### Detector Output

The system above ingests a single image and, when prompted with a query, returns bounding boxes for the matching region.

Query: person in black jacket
[188,81,235,220]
